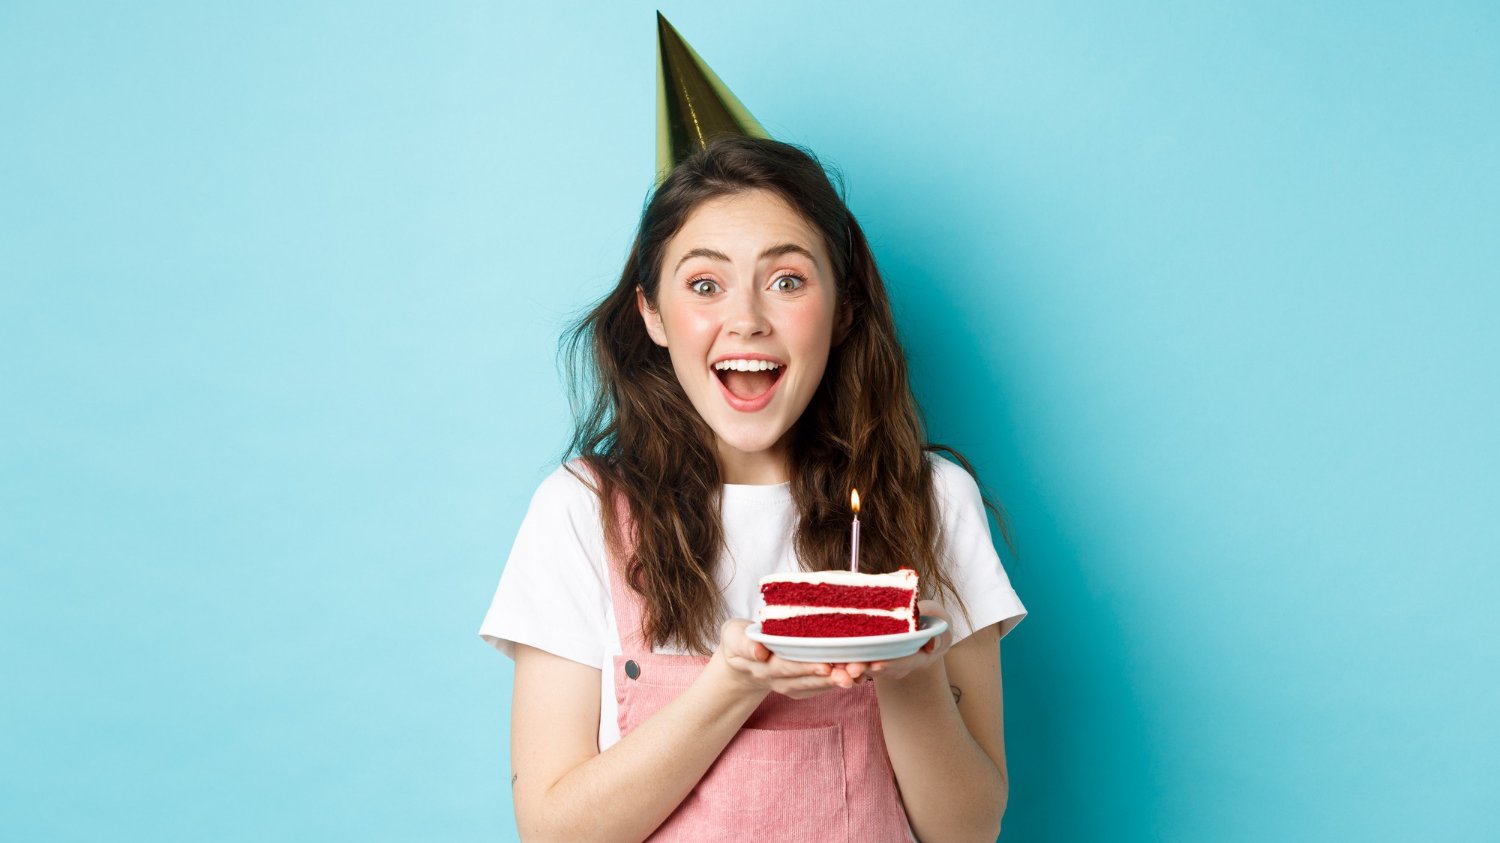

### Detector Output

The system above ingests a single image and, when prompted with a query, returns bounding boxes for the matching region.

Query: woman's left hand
[828,600,953,688]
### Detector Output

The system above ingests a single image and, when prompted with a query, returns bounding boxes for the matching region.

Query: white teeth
[713,359,783,372]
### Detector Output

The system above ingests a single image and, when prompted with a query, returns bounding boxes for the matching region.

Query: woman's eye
[690,278,721,295]
[773,274,805,292]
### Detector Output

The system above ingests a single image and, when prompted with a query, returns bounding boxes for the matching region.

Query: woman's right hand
[714,618,845,700]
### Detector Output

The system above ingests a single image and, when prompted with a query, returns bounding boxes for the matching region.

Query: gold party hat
[656,12,769,182]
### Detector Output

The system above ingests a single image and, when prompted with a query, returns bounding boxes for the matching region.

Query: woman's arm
[865,614,1008,843]
[510,623,844,843]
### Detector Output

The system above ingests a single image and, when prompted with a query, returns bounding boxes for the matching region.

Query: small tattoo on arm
[950,685,962,705]
[511,773,518,788]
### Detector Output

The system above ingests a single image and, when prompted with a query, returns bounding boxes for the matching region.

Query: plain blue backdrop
[3,1,1497,840]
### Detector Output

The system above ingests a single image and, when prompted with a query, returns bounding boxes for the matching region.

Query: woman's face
[639,189,843,484]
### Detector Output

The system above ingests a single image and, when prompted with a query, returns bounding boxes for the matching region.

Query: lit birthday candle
[849,488,861,573]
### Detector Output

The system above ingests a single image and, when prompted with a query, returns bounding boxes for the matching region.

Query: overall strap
[587,464,650,655]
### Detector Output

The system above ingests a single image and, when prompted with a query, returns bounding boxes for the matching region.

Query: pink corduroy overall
[605,520,913,842]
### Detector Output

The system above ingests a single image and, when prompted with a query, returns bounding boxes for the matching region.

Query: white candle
[849,488,861,573]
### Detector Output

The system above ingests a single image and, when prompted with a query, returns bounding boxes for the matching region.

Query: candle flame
[851,488,860,514]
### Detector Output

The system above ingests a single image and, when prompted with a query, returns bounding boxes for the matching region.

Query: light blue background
[3,2,1496,840]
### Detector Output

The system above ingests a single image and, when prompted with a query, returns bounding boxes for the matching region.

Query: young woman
[480,136,1026,843]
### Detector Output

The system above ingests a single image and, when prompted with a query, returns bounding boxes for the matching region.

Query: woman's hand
[716,618,846,700]
[828,601,955,687]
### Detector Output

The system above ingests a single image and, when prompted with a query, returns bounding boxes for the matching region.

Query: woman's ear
[832,302,855,346]
[637,286,669,347]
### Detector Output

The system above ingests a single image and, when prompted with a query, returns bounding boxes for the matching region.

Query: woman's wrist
[874,655,950,699]
[705,648,774,703]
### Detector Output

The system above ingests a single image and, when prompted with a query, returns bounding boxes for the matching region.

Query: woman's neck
[716,441,790,485]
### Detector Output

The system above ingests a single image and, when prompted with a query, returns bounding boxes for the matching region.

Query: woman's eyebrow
[673,243,817,274]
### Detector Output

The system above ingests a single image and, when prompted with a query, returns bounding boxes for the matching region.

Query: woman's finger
[776,673,841,697]
[766,657,830,679]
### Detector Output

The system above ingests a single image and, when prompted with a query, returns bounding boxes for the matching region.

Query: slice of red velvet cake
[758,569,920,637]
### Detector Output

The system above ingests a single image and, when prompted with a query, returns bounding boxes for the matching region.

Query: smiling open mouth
[713,359,785,401]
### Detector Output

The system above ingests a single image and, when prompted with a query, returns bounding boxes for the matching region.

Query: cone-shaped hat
[656,12,769,182]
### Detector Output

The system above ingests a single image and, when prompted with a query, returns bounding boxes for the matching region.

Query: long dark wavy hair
[562,135,1010,654]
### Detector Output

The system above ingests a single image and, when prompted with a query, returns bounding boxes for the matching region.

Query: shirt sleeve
[478,463,612,668]
[930,454,1028,644]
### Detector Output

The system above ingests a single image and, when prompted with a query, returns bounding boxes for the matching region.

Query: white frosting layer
[761,605,914,621]
[758,569,918,588]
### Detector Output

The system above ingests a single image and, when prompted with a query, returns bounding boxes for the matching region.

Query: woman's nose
[725,287,769,337]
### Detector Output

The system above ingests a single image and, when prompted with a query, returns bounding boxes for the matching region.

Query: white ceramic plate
[745,617,949,663]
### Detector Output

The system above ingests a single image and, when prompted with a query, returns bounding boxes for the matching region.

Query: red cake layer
[759,582,913,610]
[761,614,914,638]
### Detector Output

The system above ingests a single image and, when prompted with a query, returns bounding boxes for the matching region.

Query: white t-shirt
[479,454,1027,751]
